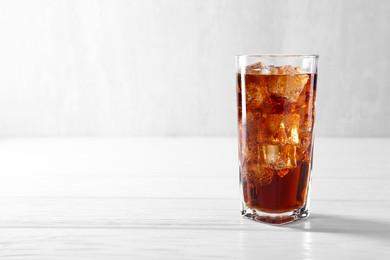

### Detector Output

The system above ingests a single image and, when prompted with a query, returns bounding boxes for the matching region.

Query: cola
[237,63,317,214]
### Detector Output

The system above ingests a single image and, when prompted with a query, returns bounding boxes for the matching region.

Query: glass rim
[236,54,319,59]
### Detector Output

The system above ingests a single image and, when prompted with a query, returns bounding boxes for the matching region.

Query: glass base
[241,203,309,225]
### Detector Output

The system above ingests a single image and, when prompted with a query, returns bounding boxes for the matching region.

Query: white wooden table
[0,137,389,259]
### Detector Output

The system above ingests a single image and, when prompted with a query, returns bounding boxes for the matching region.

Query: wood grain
[0,137,389,259]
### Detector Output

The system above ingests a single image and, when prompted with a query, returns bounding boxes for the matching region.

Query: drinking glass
[236,54,319,224]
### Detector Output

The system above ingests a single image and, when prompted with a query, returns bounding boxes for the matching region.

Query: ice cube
[267,73,309,102]
[276,123,288,143]
[262,144,297,171]
[244,160,274,185]
[266,65,276,74]
[266,114,283,134]
[246,62,266,75]
[246,62,278,75]
[297,147,311,162]
[258,166,274,185]
[299,132,311,149]
[284,144,297,168]
[276,169,290,178]
[245,114,269,148]
[266,114,300,145]
[301,117,313,132]
[264,144,280,164]
[297,132,312,162]
[261,67,271,74]
[290,127,299,144]
[246,82,269,107]
[283,114,300,129]
[241,140,259,163]
[283,114,300,144]
[277,65,296,75]
[267,122,288,145]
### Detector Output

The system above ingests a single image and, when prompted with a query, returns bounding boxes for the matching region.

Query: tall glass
[236,54,319,225]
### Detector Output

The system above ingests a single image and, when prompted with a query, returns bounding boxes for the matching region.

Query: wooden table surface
[0,137,389,259]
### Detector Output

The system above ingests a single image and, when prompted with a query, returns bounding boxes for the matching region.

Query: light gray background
[0,0,388,136]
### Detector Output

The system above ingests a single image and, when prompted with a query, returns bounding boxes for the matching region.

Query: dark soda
[237,63,317,213]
